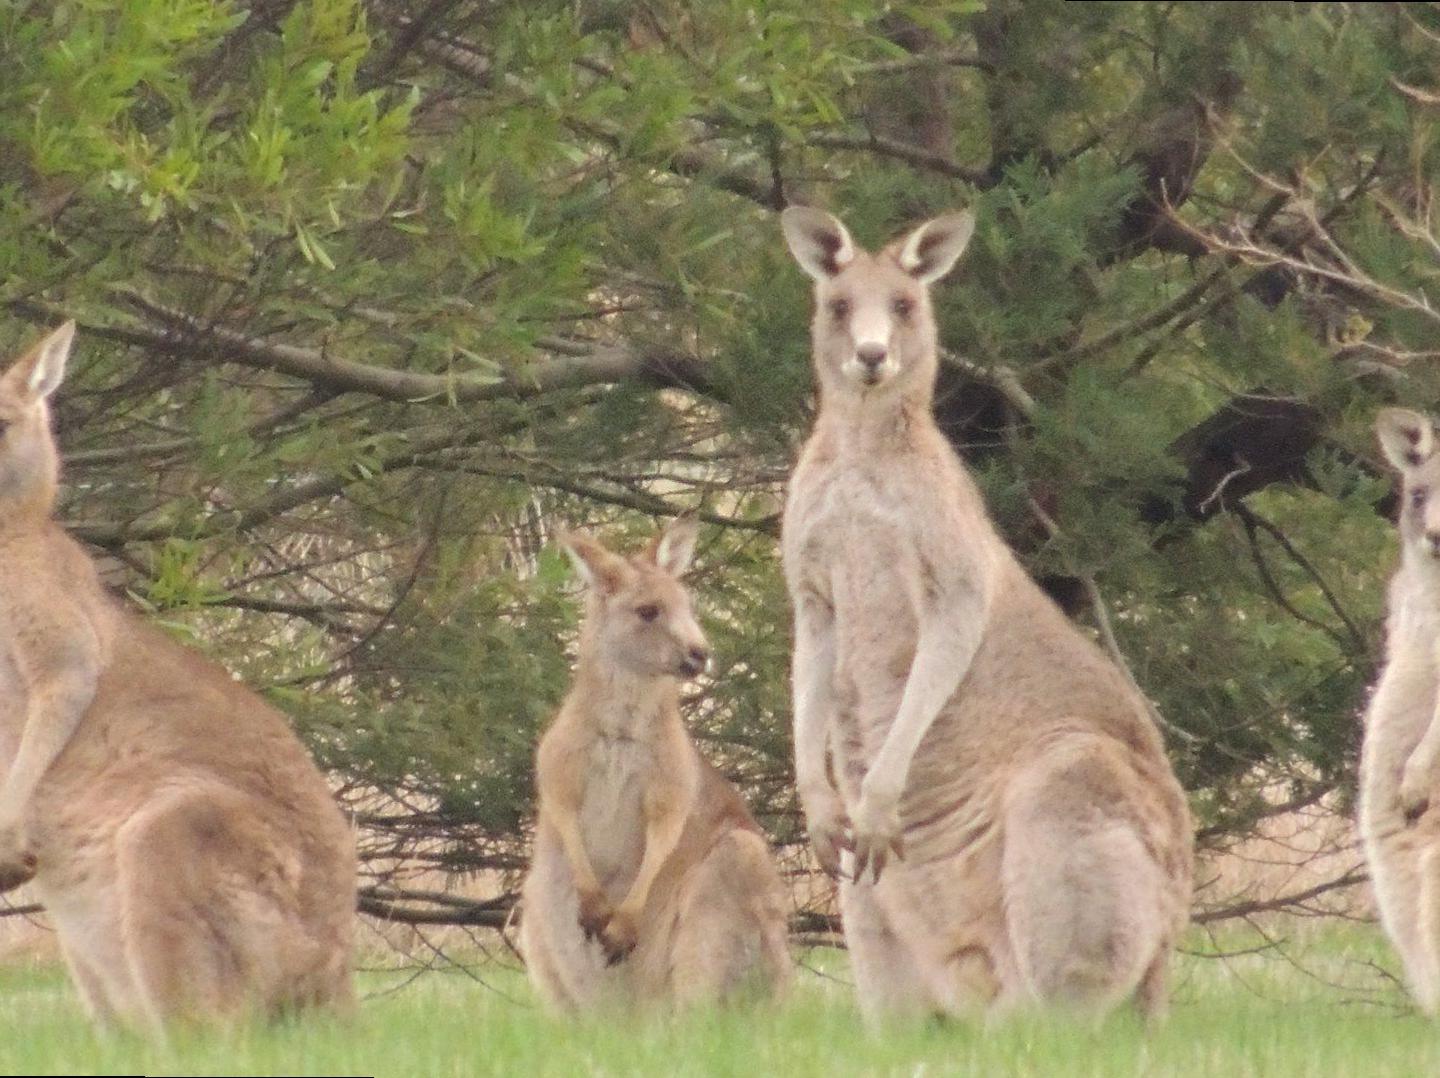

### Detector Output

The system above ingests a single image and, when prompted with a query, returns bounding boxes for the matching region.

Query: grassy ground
[0,925,1435,1077]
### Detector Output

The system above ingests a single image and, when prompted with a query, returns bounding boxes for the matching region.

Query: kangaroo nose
[856,343,887,368]
[683,646,710,675]
[1428,531,1440,555]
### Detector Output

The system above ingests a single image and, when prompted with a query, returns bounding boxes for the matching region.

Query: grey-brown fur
[1360,407,1440,1013]
[780,208,1193,1023]
[0,323,355,1033]
[521,520,790,1011]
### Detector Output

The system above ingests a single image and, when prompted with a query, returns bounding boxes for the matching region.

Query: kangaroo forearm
[794,714,832,801]
[868,620,983,796]
[547,809,604,895]
[0,681,95,821]
[792,603,837,796]
[616,811,685,916]
[793,664,835,796]
[1410,703,1440,773]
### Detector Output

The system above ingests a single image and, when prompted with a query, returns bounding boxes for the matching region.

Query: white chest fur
[578,734,654,890]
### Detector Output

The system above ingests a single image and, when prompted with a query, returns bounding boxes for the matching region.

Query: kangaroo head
[0,321,73,521]
[1378,407,1440,561]
[781,207,973,397]
[561,516,711,680]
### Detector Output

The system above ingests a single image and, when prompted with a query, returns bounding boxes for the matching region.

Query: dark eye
[828,298,850,320]
[1412,487,1429,509]
[891,296,914,319]
[636,603,660,623]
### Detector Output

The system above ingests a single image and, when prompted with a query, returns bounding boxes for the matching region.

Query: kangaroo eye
[891,296,914,319]
[828,298,850,320]
[636,603,661,623]
[1413,488,1429,509]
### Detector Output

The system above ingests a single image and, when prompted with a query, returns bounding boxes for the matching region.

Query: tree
[3,0,1438,937]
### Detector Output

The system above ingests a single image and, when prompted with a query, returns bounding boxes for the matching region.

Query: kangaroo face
[781,206,974,398]
[563,517,711,680]
[811,254,930,392]
[600,565,710,680]
[1378,408,1440,561]
[0,322,72,514]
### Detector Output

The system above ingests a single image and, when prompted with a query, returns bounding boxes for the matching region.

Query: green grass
[0,926,1436,1077]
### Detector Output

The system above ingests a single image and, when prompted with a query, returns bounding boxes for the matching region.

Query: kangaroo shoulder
[0,529,112,664]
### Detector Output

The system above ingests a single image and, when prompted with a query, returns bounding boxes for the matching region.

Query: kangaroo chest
[577,734,656,888]
[788,465,938,746]
[0,596,27,768]
[788,466,926,605]
[1369,626,1440,750]
[0,644,19,770]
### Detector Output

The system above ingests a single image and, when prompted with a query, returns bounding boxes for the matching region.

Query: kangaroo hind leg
[115,790,307,1029]
[668,830,791,1007]
[1001,753,1166,1019]
[1407,841,1440,1014]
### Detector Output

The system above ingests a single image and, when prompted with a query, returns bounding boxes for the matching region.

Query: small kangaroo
[779,207,1193,1023]
[520,518,791,1011]
[0,322,355,1031]
[1360,407,1440,1014]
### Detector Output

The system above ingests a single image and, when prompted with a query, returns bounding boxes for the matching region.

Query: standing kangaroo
[0,322,355,1031]
[779,207,1193,1023]
[521,519,791,1011]
[1360,407,1440,1014]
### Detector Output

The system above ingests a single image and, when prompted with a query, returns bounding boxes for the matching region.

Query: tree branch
[1193,867,1367,924]
[9,296,712,407]
[805,131,989,186]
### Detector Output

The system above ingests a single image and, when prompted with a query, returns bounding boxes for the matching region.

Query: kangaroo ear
[560,532,630,595]
[649,514,699,577]
[1377,408,1435,472]
[781,206,857,280]
[3,320,74,404]
[897,211,975,284]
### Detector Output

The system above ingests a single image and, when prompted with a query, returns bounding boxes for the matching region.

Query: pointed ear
[1377,408,1435,471]
[649,515,699,577]
[781,206,857,280]
[560,531,629,594]
[896,211,975,284]
[3,321,74,404]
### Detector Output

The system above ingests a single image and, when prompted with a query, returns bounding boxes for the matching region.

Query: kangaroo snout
[679,645,710,677]
[856,343,887,368]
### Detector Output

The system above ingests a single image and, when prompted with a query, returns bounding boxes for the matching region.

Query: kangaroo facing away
[779,207,1193,1023]
[0,323,355,1031]
[521,518,791,1011]
[1360,407,1440,1014]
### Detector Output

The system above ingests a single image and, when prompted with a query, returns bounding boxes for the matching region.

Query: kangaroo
[779,207,1193,1023]
[520,518,791,1011]
[1359,407,1440,1014]
[0,322,355,1032]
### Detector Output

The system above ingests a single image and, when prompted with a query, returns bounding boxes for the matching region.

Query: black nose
[683,646,710,674]
[856,344,887,368]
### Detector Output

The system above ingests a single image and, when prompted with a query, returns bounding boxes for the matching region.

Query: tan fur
[520,519,791,1011]
[780,208,1193,1023]
[0,323,355,1033]
[1360,407,1440,1014]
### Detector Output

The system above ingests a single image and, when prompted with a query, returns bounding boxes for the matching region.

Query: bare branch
[9,296,713,407]
[1193,867,1367,924]
[804,131,989,185]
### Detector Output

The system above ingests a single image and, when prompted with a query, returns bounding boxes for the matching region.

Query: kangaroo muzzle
[678,644,710,677]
